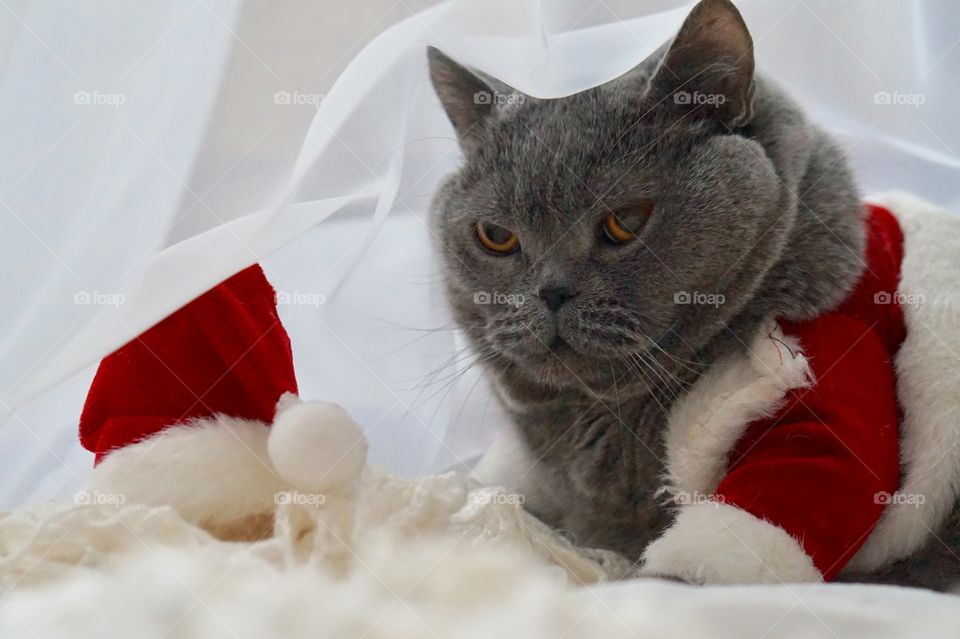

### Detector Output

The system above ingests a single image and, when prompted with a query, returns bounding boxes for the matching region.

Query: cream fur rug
[0,468,635,637]
[4,467,960,637]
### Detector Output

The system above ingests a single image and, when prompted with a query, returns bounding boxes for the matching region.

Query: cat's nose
[538,286,577,312]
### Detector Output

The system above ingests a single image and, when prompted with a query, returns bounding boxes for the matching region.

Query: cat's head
[428,0,861,394]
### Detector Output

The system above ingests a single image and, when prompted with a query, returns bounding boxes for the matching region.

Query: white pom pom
[268,398,367,493]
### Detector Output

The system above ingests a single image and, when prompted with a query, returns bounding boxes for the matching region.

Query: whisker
[627,354,672,421]
[644,336,702,374]
[608,359,629,467]
[645,351,692,394]
[415,350,499,415]
[632,351,679,401]
[395,346,475,389]
[369,326,459,363]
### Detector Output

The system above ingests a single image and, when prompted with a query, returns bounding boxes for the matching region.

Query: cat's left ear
[427,47,525,152]
[648,0,755,128]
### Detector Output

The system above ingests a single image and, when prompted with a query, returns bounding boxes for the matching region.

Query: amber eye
[476,221,520,255]
[602,201,654,244]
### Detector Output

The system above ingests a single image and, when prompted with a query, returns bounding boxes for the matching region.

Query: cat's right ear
[648,0,755,128]
[427,47,501,152]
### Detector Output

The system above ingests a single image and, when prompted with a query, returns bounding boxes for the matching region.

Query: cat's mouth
[547,336,573,354]
[513,333,579,366]
[502,333,654,394]
[488,322,646,391]
[522,335,609,387]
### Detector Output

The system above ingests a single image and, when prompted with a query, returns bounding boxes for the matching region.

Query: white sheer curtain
[1,0,958,506]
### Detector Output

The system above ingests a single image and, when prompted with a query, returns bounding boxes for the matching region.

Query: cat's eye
[475,221,519,255]
[602,201,654,244]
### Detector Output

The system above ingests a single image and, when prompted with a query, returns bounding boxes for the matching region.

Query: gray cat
[427,0,960,590]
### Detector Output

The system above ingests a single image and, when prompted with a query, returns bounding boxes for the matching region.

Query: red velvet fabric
[716,204,905,580]
[79,265,298,464]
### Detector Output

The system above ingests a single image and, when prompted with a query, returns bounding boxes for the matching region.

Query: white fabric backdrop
[2,0,960,508]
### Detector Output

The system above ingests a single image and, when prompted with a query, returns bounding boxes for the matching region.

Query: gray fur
[836,509,960,590]
[425,0,955,587]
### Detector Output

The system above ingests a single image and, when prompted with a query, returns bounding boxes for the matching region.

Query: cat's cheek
[693,135,780,218]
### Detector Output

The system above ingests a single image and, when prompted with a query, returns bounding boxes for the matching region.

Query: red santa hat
[79,265,366,533]
[79,265,299,463]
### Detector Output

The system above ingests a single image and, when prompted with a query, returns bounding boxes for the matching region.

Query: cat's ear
[649,0,755,127]
[427,47,518,151]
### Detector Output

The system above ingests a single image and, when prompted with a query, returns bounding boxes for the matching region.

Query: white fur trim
[641,502,822,584]
[664,322,814,495]
[86,415,287,529]
[847,192,960,571]
[471,424,564,523]
[471,425,531,488]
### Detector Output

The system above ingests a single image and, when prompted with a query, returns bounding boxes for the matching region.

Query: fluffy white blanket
[2,466,959,638]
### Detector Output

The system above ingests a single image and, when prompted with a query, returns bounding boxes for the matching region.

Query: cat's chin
[508,347,622,395]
